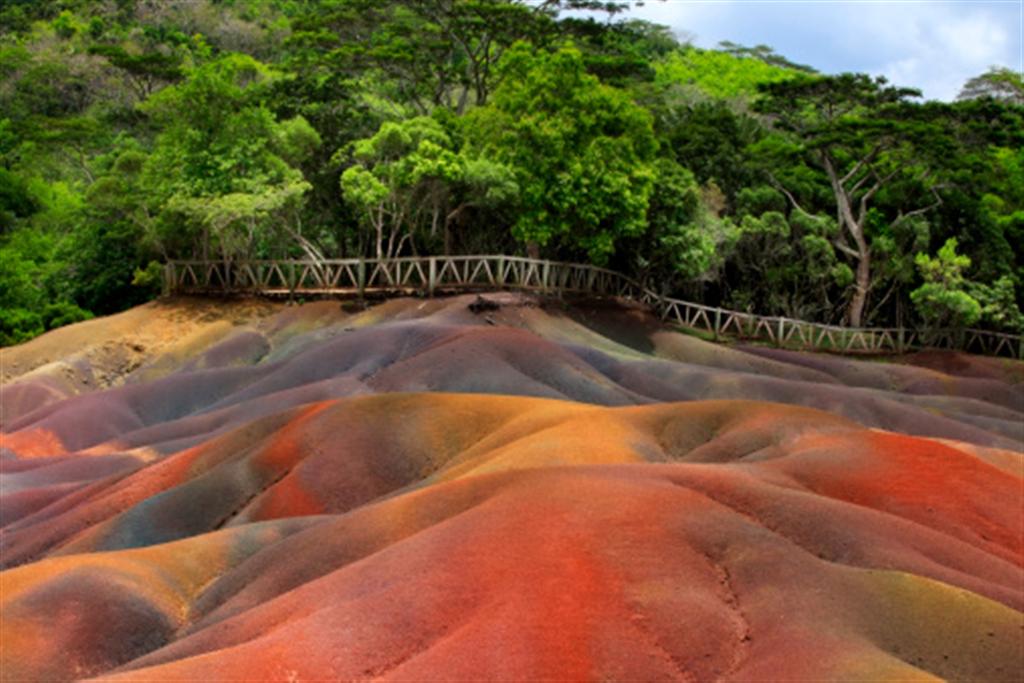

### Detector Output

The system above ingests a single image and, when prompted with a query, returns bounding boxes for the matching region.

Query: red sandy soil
[1,294,1021,681]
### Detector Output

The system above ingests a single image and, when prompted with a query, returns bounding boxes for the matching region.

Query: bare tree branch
[839,143,882,185]
[891,185,944,229]
[767,172,816,219]
[832,240,860,259]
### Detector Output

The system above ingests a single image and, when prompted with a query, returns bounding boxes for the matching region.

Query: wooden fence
[164,255,1023,359]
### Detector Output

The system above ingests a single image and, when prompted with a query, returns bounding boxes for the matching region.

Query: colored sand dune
[1,294,1022,681]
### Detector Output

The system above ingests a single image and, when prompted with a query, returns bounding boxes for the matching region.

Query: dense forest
[2,0,1022,345]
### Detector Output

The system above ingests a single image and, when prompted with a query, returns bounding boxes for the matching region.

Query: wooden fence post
[428,257,436,296]
[357,258,366,298]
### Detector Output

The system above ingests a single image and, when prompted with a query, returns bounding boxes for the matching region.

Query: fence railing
[163,256,1023,359]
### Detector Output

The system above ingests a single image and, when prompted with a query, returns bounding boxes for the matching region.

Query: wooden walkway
[163,255,1024,359]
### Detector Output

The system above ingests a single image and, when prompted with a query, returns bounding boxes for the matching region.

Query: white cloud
[858,4,1012,99]
[620,1,1022,100]
[625,1,730,44]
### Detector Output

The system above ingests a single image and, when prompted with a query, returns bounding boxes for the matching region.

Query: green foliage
[0,308,43,347]
[132,261,165,291]
[53,11,82,40]
[656,101,765,205]
[60,210,150,314]
[340,116,462,258]
[340,115,517,257]
[639,158,715,282]
[982,147,1024,283]
[971,276,1024,333]
[286,0,556,114]
[915,237,970,286]
[654,47,796,101]
[0,167,38,232]
[140,54,319,261]
[722,208,848,319]
[274,116,322,167]
[467,43,656,263]
[0,226,92,344]
[0,0,1019,343]
[716,42,816,73]
[88,44,184,100]
[560,18,677,85]
[911,285,982,329]
[958,67,1024,106]
[753,72,964,326]
[911,239,982,328]
[735,185,785,217]
[0,228,59,313]
[41,300,92,329]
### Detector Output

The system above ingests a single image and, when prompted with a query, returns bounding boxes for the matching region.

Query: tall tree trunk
[374,204,384,260]
[848,249,870,327]
[823,154,872,327]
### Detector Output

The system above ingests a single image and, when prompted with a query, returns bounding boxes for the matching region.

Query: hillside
[1,293,1021,680]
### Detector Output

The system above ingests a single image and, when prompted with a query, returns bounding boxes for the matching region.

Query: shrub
[0,308,43,346]
[41,301,92,330]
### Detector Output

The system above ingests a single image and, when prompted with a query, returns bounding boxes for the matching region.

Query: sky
[618,0,1023,101]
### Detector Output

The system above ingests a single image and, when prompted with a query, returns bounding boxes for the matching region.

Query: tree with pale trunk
[957,67,1024,106]
[754,73,951,327]
[340,116,517,259]
[138,54,322,265]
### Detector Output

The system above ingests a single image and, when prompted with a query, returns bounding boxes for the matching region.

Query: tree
[287,0,547,116]
[0,226,90,345]
[910,238,981,329]
[340,117,458,258]
[716,41,816,73]
[558,17,677,86]
[139,54,321,265]
[88,44,183,100]
[626,158,735,291]
[654,100,764,206]
[971,276,1024,333]
[286,0,632,118]
[755,74,951,327]
[467,43,656,263]
[340,115,516,258]
[2,0,1020,343]
[724,207,851,320]
[979,145,1024,285]
[0,167,38,233]
[653,46,797,102]
[58,143,153,315]
[957,67,1024,106]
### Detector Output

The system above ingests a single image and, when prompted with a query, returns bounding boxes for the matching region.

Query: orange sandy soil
[1,294,1021,681]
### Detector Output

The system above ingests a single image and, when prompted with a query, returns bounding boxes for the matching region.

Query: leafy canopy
[467,42,656,263]
[140,54,319,261]
[340,115,517,258]
[911,238,982,328]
